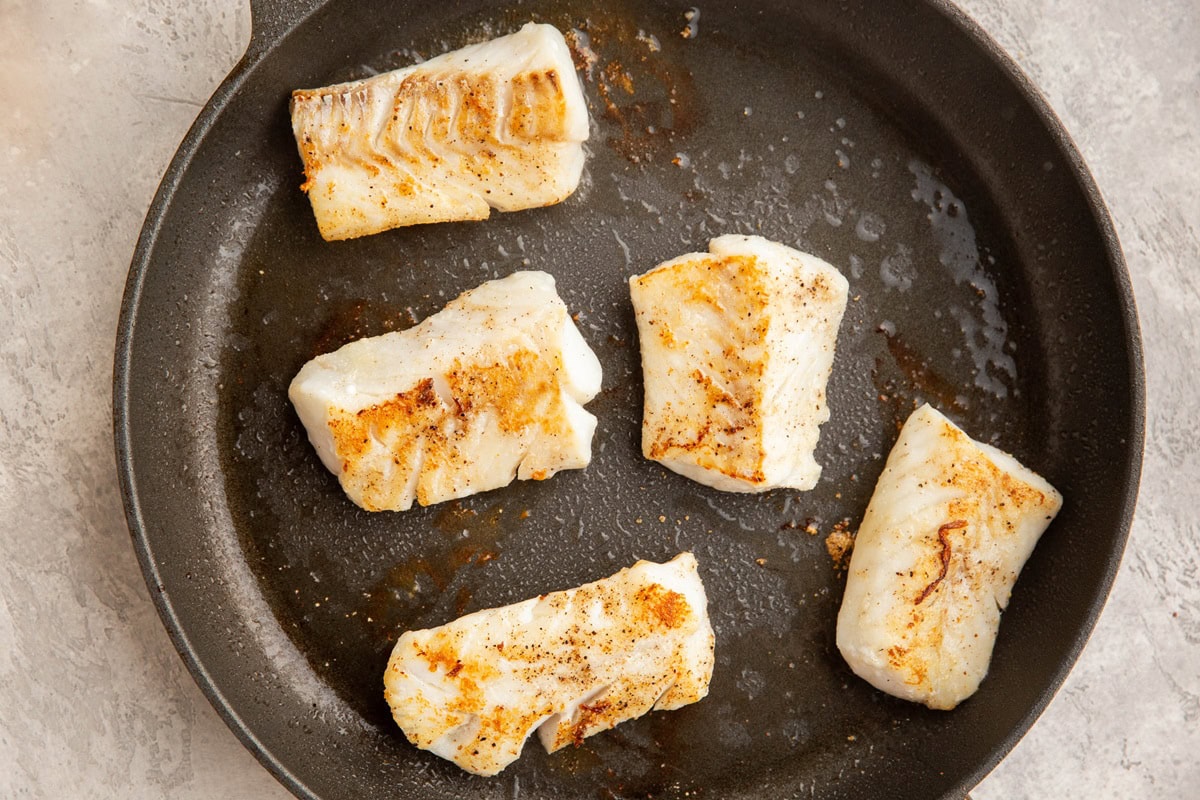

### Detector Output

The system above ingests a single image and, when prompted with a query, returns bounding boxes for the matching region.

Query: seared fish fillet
[629,235,849,493]
[291,22,589,241]
[383,552,715,776]
[288,271,602,511]
[836,404,1063,710]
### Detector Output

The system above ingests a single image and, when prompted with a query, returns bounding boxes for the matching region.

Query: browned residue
[564,29,598,78]
[595,59,636,129]
[564,18,699,164]
[884,331,967,414]
[825,519,856,570]
[874,327,968,431]
[309,300,414,358]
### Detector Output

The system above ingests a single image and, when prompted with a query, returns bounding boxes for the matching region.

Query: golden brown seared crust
[445,348,565,436]
[507,68,569,141]
[633,582,690,629]
[634,253,772,485]
[326,377,442,511]
[292,66,573,152]
[326,348,570,511]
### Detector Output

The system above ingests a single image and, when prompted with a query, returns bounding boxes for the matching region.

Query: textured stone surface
[0,0,1196,797]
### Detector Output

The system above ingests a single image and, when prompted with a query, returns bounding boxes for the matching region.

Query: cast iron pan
[114,0,1144,797]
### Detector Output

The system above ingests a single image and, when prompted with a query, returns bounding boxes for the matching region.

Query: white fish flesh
[836,403,1063,710]
[290,23,589,241]
[629,234,849,492]
[383,552,715,776]
[288,271,602,511]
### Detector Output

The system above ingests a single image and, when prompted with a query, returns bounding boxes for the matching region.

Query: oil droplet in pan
[909,159,1016,397]
[681,7,701,40]
[855,212,885,243]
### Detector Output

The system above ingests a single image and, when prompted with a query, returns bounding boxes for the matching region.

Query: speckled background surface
[1,0,1196,797]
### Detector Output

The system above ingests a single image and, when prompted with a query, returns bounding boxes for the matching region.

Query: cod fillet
[836,403,1063,709]
[383,552,715,775]
[288,271,602,511]
[290,23,589,241]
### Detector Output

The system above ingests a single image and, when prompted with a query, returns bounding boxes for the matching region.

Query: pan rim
[112,9,328,799]
[912,0,1146,792]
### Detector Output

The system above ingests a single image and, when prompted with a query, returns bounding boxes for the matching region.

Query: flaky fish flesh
[383,552,715,776]
[290,22,589,241]
[836,403,1063,710]
[629,235,849,493]
[288,271,602,511]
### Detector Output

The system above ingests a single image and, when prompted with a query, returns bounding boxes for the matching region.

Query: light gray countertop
[1,0,1196,796]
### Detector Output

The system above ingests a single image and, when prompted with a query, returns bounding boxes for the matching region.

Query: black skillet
[114,0,1144,797]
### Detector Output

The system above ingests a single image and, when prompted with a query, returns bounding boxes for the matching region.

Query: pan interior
[119,0,1138,798]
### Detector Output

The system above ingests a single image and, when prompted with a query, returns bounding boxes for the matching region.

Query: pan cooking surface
[116,1,1141,798]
